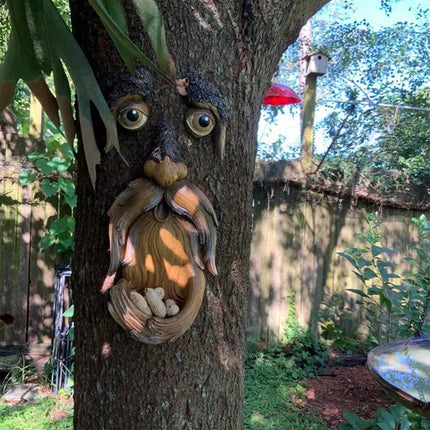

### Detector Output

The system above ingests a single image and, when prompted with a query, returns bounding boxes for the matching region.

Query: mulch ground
[302,355,396,429]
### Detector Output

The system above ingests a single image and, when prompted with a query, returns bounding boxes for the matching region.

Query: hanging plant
[0,0,174,189]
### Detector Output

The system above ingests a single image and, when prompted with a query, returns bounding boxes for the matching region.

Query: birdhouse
[304,51,330,77]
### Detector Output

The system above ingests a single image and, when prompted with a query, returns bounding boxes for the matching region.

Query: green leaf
[18,169,37,185]
[49,217,70,235]
[404,257,420,267]
[0,2,40,82]
[399,414,410,430]
[387,405,403,423]
[62,304,74,318]
[53,242,66,253]
[57,231,74,250]
[378,268,389,283]
[372,245,393,257]
[59,177,75,196]
[346,289,369,298]
[338,423,353,430]
[42,0,124,189]
[358,257,372,269]
[376,260,395,268]
[40,178,60,197]
[416,248,430,262]
[422,325,430,338]
[368,286,383,295]
[352,270,365,283]
[59,143,75,160]
[363,268,377,280]
[343,410,374,429]
[51,156,70,171]
[36,155,70,174]
[27,151,45,160]
[65,193,77,209]
[130,0,170,74]
[66,376,74,389]
[66,217,75,233]
[338,252,359,269]
[24,0,53,73]
[36,158,55,175]
[379,293,392,312]
[52,58,76,145]
[376,408,396,430]
[100,0,135,72]
[39,234,55,251]
[88,0,172,82]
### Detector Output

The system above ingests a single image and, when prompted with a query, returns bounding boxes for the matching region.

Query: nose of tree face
[143,121,188,187]
[149,121,183,163]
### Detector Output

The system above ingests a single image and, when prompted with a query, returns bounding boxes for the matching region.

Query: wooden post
[29,93,43,138]
[300,74,317,173]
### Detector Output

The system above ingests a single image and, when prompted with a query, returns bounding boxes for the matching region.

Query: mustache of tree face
[107,177,218,343]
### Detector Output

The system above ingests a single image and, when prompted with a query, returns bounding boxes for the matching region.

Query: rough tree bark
[70,1,329,428]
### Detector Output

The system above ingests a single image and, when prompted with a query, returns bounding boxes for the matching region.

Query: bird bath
[367,337,430,419]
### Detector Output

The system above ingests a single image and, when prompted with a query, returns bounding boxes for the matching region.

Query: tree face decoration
[106,69,227,344]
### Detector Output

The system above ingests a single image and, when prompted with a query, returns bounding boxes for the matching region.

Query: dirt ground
[302,356,396,429]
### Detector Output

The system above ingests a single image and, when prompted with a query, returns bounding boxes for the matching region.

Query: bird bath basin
[367,337,430,419]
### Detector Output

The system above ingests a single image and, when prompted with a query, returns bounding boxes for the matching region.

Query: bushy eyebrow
[104,68,153,108]
[184,70,227,125]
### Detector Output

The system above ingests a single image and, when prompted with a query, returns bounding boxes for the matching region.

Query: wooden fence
[0,123,62,348]
[248,178,428,343]
[2,128,429,346]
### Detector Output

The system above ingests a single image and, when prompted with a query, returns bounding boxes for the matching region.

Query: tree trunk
[299,19,313,97]
[70,1,329,428]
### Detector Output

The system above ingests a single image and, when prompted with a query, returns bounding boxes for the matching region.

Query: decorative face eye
[185,108,216,138]
[117,101,149,131]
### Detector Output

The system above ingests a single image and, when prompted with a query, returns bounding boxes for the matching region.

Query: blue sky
[344,0,429,27]
[257,0,429,157]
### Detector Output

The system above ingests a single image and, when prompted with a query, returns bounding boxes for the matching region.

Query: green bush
[319,292,358,353]
[336,214,430,348]
[282,292,328,377]
[339,404,429,430]
[19,135,76,255]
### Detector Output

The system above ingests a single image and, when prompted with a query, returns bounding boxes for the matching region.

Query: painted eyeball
[117,102,149,131]
[185,108,216,138]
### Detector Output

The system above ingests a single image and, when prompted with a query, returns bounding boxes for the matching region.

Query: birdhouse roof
[303,50,331,61]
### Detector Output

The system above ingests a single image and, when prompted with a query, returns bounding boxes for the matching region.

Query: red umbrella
[262,83,301,106]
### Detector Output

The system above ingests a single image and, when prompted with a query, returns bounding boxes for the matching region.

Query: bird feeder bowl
[367,336,430,419]
[304,51,330,77]
[262,83,301,106]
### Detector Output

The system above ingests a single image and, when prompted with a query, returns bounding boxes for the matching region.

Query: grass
[244,346,330,430]
[0,396,73,430]
[0,342,328,429]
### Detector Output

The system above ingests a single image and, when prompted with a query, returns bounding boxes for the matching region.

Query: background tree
[315,16,430,169]
[260,0,430,191]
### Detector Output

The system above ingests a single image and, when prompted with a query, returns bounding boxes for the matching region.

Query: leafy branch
[19,135,76,254]
[0,0,173,189]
